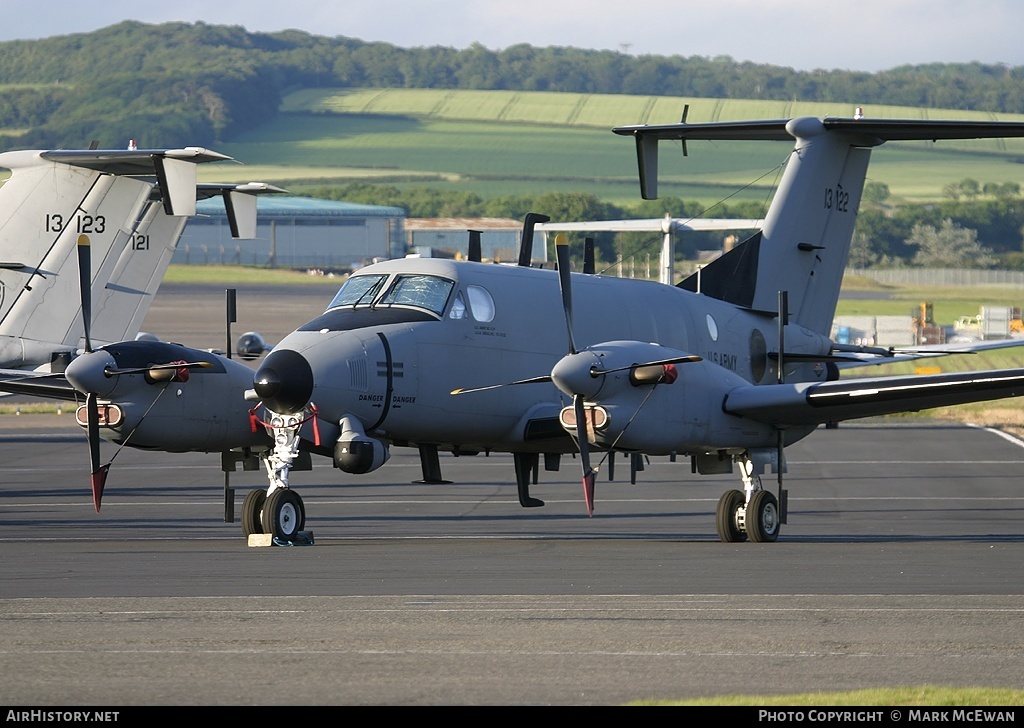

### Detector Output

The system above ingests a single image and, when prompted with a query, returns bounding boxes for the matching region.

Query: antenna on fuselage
[583,237,595,274]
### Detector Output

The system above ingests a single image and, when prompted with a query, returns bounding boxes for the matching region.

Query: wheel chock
[247,531,315,547]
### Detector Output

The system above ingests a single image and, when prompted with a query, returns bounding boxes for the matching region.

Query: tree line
[3,20,1024,150]
[2,20,1024,268]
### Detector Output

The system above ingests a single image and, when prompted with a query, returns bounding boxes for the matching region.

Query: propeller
[76,234,108,512]
[72,235,213,512]
[554,233,597,514]
[452,233,703,516]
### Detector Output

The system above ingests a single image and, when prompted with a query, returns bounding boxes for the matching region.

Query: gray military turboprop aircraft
[0,145,284,370]
[10,115,1024,544]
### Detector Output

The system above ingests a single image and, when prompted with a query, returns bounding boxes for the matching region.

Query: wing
[535,218,763,233]
[826,337,1024,369]
[723,368,1024,427]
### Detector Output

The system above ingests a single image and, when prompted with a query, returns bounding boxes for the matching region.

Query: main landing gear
[715,453,782,543]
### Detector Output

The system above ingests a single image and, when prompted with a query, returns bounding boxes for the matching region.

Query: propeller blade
[104,360,213,380]
[554,234,577,355]
[574,394,596,516]
[77,234,92,353]
[86,392,108,512]
[591,355,702,376]
[451,375,552,395]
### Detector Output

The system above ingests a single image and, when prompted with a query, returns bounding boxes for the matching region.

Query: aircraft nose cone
[253,348,314,415]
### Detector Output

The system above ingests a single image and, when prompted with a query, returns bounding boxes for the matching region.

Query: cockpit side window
[378,274,454,317]
[327,274,387,310]
[449,291,467,320]
[466,285,495,322]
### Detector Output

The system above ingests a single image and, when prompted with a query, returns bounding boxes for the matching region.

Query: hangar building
[174,196,407,270]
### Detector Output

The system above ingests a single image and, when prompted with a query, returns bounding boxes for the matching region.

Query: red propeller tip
[583,471,596,516]
[91,464,110,512]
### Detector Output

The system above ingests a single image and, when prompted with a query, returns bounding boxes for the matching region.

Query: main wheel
[241,488,267,537]
[716,489,747,543]
[746,489,780,543]
[262,489,305,541]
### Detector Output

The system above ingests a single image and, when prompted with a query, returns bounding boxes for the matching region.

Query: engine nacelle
[332,415,390,474]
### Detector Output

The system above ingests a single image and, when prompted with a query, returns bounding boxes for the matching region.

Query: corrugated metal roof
[196,195,406,218]
[405,217,522,230]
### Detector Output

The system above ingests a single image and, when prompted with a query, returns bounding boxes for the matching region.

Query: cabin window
[378,274,454,317]
[327,274,387,309]
[466,285,495,322]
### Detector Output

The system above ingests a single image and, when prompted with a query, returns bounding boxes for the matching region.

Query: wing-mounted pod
[333,415,390,474]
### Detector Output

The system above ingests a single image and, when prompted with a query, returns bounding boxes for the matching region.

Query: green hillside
[206,88,1024,206]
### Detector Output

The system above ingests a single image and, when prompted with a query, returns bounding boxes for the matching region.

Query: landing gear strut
[249,406,313,541]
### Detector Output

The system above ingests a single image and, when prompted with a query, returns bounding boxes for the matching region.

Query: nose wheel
[264,489,306,541]
[241,488,267,537]
[240,487,306,541]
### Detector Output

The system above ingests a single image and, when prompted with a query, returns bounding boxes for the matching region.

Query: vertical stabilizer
[748,118,873,333]
[614,116,1024,335]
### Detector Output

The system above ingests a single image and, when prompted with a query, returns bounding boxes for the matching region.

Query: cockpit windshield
[378,274,454,316]
[327,273,455,318]
[327,274,387,309]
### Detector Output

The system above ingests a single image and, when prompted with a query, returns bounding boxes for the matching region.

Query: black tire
[746,490,780,543]
[241,489,267,537]
[262,489,305,541]
[716,489,747,543]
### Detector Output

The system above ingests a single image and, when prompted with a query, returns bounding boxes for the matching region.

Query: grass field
[204,88,1024,207]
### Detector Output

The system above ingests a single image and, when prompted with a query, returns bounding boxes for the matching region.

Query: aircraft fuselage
[265,257,829,457]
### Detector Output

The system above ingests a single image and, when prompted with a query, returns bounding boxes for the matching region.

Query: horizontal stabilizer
[834,337,1024,369]
[724,368,1024,427]
[39,147,232,175]
[613,116,1024,199]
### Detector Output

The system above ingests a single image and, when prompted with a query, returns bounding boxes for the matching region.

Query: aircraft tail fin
[615,116,1024,334]
[0,148,236,366]
[90,182,286,346]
